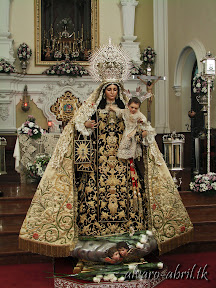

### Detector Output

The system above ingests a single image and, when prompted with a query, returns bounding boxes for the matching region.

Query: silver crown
[88,38,132,82]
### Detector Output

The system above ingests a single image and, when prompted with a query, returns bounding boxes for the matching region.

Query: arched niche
[173,39,206,131]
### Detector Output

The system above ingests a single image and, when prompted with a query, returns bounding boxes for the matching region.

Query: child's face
[118,247,128,257]
[112,251,121,261]
[128,102,140,114]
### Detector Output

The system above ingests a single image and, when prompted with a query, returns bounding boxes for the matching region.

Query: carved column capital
[173,85,182,97]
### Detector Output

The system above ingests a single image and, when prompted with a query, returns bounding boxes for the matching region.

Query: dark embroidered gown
[77,108,148,236]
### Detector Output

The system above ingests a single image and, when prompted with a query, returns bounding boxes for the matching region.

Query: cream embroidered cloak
[19,82,193,257]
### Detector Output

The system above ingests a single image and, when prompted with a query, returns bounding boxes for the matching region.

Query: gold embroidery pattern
[77,109,146,236]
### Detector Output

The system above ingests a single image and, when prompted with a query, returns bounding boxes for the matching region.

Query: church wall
[9,0,153,74]
[135,0,154,127]
[7,0,154,130]
[135,0,154,51]
[168,0,216,131]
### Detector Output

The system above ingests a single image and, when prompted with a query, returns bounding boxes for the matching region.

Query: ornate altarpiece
[35,0,99,65]
[50,90,81,127]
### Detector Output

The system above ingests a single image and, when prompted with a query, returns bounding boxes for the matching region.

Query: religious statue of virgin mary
[19,40,193,258]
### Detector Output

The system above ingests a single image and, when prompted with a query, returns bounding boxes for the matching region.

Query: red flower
[33,233,39,240]
[66,203,72,210]
[180,226,185,232]
[152,204,157,210]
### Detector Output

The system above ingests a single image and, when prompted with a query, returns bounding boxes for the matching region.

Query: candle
[175,145,180,166]
[168,145,172,166]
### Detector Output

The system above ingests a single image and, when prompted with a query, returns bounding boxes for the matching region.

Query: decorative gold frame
[34,0,99,66]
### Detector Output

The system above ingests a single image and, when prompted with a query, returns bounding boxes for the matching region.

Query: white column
[120,0,142,65]
[0,0,15,63]
[153,0,170,133]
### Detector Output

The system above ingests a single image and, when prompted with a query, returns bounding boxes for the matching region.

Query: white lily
[157,262,164,269]
[128,264,137,270]
[136,242,144,249]
[118,276,125,282]
[146,230,153,236]
[93,277,101,283]
[140,234,148,244]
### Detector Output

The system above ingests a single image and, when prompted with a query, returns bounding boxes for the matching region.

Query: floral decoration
[54,50,62,60]
[42,60,89,76]
[54,230,163,283]
[192,73,214,95]
[0,58,16,74]
[130,61,144,75]
[189,172,216,193]
[27,154,51,181]
[142,46,156,66]
[33,233,39,240]
[66,203,72,210]
[17,115,44,140]
[17,43,32,61]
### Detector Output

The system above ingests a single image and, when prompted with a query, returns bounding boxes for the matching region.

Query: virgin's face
[104,84,118,102]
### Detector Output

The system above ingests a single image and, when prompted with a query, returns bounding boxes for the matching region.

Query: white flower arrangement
[192,73,214,95]
[189,172,216,193]
[26,154,51,181]
[17,115,44,140]
[130,61,144,75]
[142,46,156,66]
[17,43,32,61]
[0,58,16,74]
[43,60,89,76]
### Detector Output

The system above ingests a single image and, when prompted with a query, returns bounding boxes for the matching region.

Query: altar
[13,133,60,183]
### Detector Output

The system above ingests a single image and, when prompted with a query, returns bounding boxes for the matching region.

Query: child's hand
[142,130,148,138]
[137,118,144,124]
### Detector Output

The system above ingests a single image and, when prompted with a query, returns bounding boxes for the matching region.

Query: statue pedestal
[121,42,142,66]
[54,276,166,288]
[53,255,167,288]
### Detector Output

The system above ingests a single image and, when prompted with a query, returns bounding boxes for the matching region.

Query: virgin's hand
[109,105,115,111]
[142,130,148,138]
[85,120,98,129]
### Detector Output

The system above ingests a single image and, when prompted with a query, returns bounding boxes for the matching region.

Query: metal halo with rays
[88,38,132,82]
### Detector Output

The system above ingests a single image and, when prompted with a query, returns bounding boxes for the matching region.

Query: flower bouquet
[192,73,214,95]
[17,43,32,61]
[130,61,144,75]
[142,46,156,66]
[43,60,89,76]
[189,172,216,193]
[27,154,51,181]
[0,58,16,74]
[17,115,44,140]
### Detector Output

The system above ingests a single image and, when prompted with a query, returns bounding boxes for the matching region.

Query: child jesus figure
[110,97,156,160]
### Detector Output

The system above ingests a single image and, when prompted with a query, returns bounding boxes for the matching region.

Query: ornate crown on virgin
[88,38,132,83]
